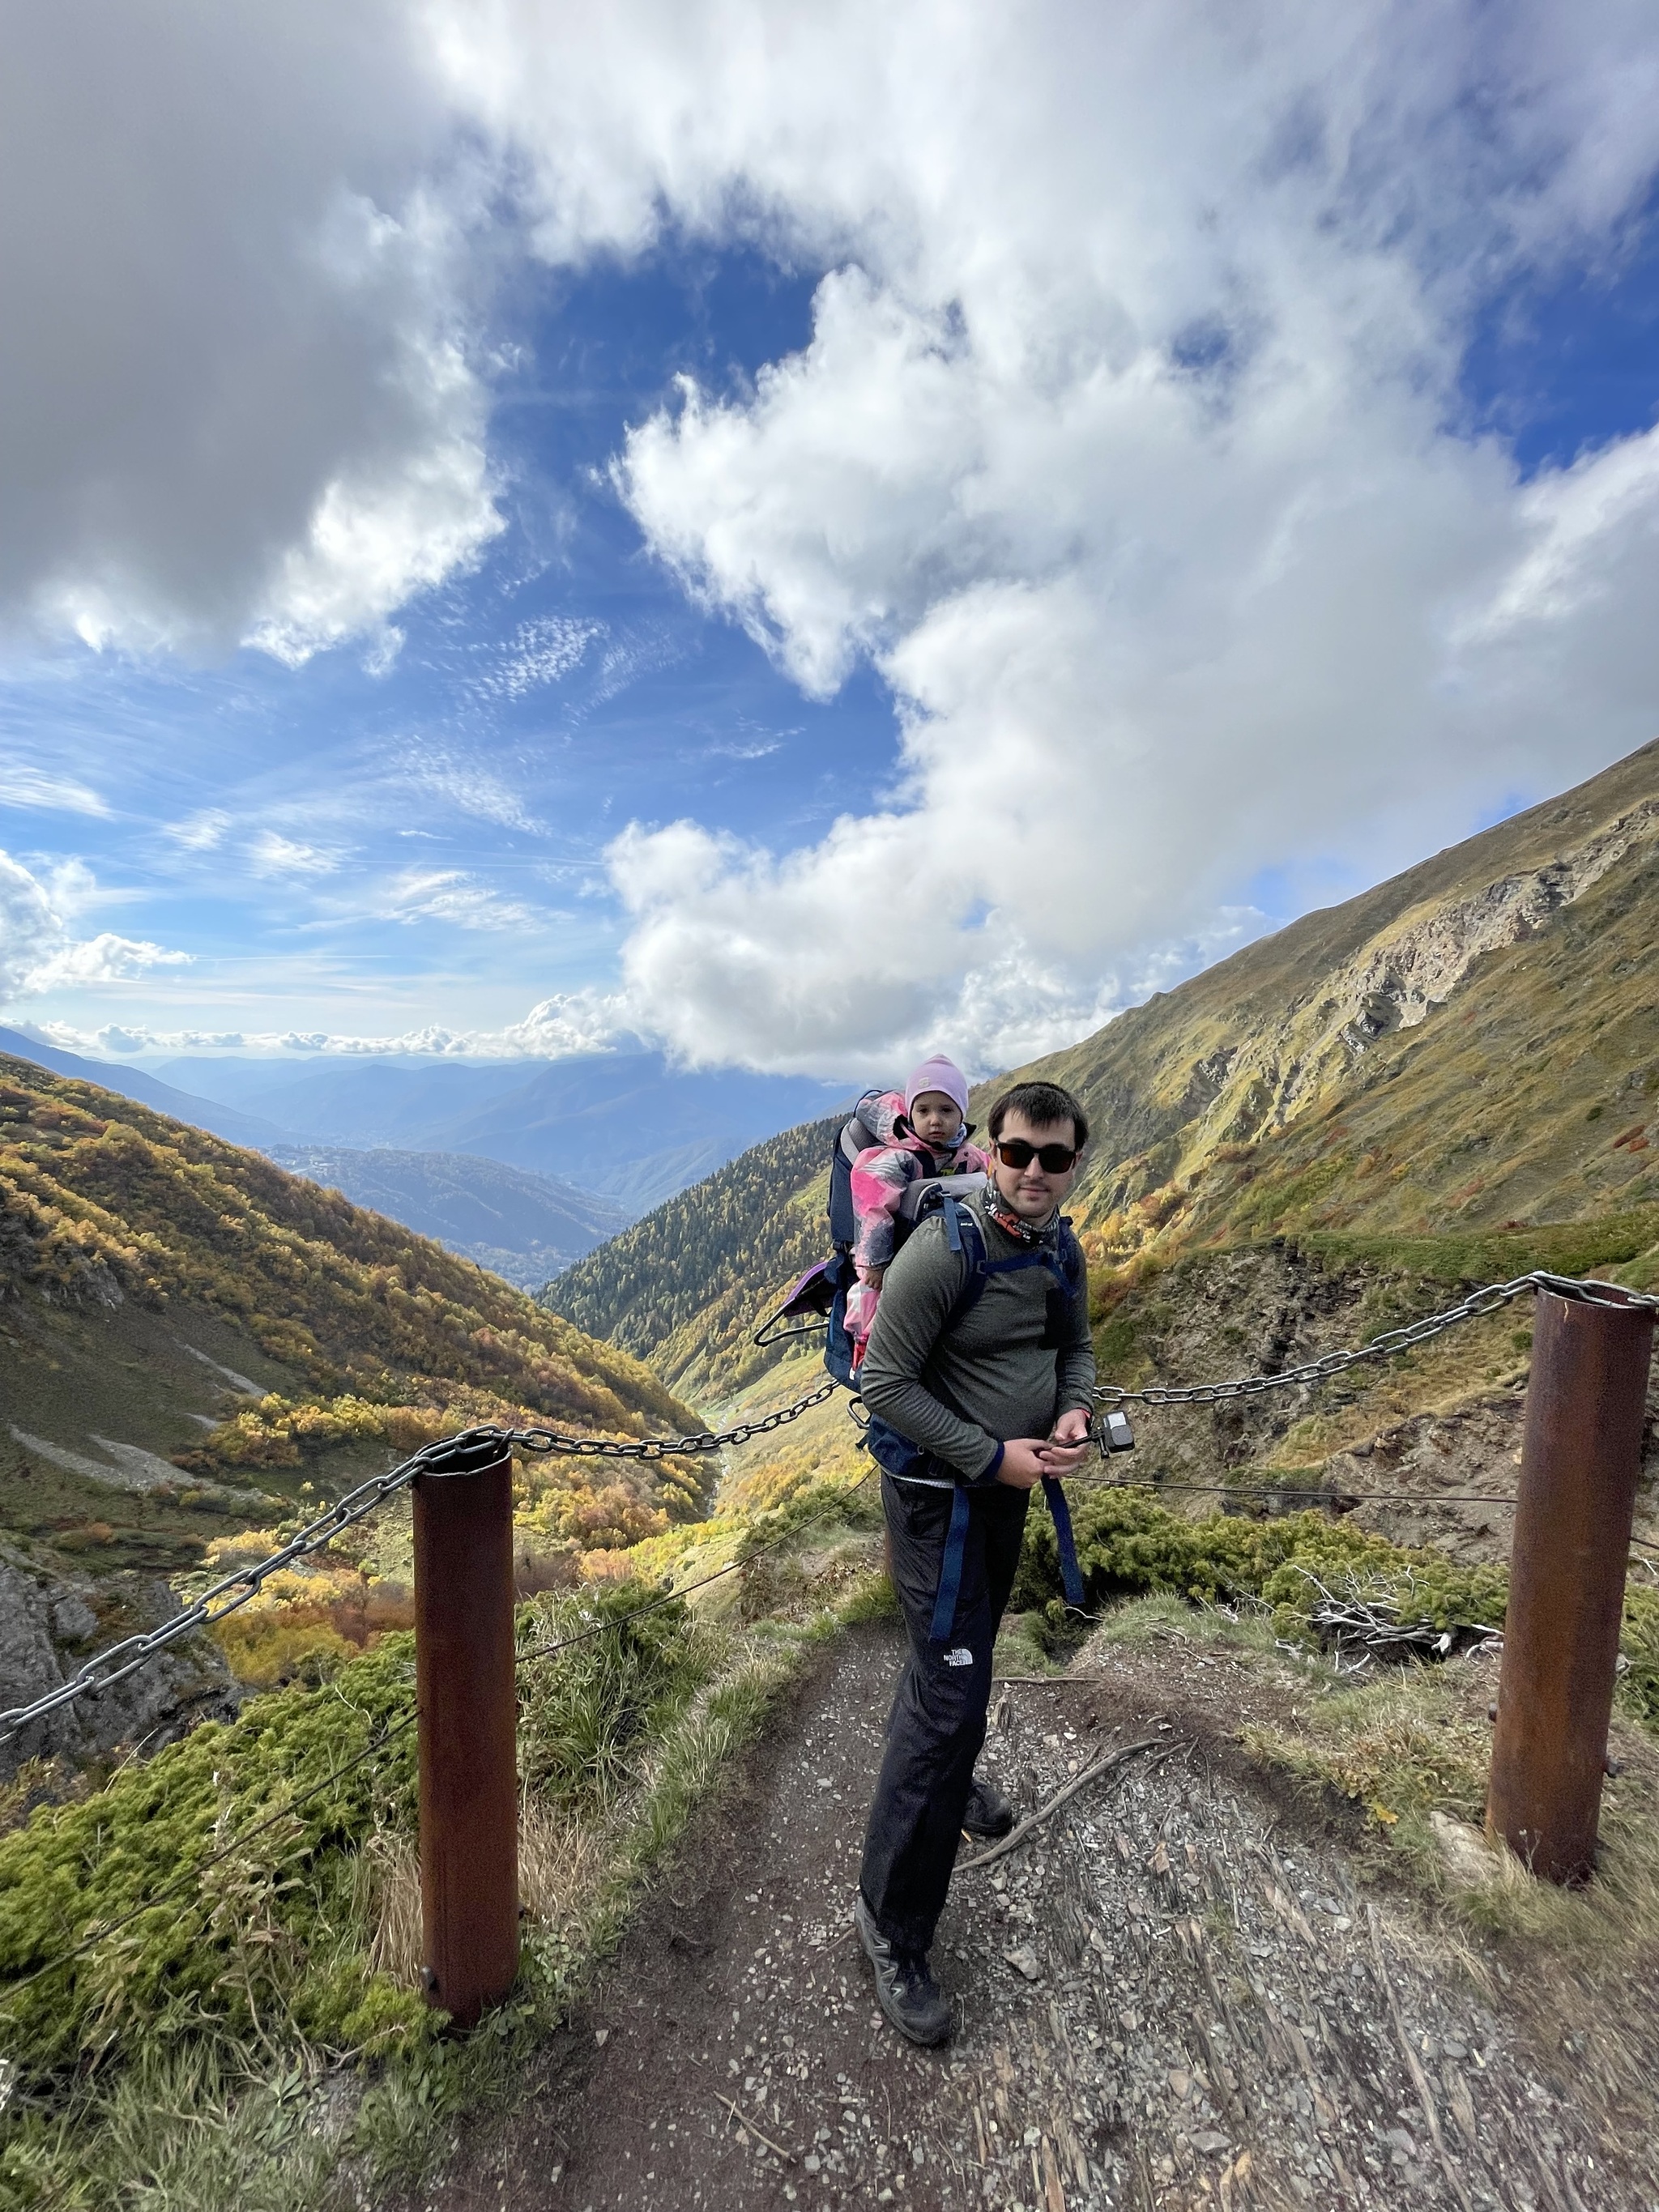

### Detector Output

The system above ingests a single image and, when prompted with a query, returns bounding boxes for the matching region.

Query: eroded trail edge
[416,1622,1640,2212]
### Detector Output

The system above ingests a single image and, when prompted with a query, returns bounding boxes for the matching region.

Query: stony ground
[407,1613,1657,2212]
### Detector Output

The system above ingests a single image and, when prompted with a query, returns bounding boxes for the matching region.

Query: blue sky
[2,246,898,1051]
[5,4,1659,1078]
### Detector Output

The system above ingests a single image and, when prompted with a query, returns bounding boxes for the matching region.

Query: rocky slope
[1031,736,1659,1248]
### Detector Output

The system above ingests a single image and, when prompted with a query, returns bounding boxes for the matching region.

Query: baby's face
[908,1089,962,1146]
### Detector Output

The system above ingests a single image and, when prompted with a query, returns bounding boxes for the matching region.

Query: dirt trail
[417,1622,1646,2212]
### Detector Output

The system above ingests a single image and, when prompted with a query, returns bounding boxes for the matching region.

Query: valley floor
[407,1620,1654,2212]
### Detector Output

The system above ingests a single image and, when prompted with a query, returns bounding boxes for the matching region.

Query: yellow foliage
[211,1614,356,1687]
[0,1057,697,1442]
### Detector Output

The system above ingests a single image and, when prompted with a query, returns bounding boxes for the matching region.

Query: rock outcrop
[0,1546,240,1779]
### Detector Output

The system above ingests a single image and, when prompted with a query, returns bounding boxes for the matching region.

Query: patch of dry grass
[1244,1652,1659,2122]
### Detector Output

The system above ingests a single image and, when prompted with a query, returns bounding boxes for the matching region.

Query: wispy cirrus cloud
[466,615,604,702]
[400,744,546,833]
[0,766,112,818]
[378,865,541,930]
[249,831,344,877]
[164,808,234,851]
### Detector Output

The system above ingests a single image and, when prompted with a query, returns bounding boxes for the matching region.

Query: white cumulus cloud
[441,0,1659,1068]
[0,850,190,1002]
[1,2,500,662]
[31,989,635,1061]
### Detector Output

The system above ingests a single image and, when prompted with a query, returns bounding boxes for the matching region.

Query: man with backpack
[852,1077,1095,2045]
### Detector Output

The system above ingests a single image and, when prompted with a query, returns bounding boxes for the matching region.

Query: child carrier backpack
[756,1096,987,1387]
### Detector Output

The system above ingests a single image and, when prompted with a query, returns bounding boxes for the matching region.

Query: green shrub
[1016,1490,1659,1729]
[514,1579,719,1812]
[0,1639,426,2091]
[1014,1490,1508,1640]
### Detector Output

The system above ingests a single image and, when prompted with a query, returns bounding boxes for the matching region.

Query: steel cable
[1093,1268,1656,1411]
[3,1267,1649,1750]
[2,1257,1651,2007]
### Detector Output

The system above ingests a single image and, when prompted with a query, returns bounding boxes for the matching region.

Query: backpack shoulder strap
[940,1197,990,1332]
[1056,1216,1085,1294]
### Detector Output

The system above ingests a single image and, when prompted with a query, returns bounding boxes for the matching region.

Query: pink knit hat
[905,1054,970,1120]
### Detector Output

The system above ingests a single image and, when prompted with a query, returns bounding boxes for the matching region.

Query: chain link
[0,1434,464,1746]
[1094,1268,1657,1412]
[0,1379,842,1748]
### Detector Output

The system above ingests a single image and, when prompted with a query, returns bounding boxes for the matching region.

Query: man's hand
[1050,1408,1091,1447]
[996,1430,1090,1488]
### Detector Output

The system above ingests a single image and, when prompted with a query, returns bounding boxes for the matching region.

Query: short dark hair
[987,1080,1089,1151]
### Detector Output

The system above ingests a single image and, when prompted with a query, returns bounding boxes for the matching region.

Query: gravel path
[417,1622,1649,2211]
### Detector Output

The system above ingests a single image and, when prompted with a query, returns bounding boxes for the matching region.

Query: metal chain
[0,1379,842,1748]
[0,1431,481,1746]
[506,1376,841,1460]
[2,1455,875,2005]
[1094,1268,1657,1412]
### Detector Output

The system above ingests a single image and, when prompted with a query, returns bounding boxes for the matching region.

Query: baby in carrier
[842,1054,990,1370]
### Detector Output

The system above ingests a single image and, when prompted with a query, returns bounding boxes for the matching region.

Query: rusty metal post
[1487,1285,1654,1882]
[413,1447,519,2024]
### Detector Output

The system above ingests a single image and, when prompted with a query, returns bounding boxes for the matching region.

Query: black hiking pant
[859,1472,1030,1956]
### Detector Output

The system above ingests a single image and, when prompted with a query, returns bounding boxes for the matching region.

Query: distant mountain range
[0,1028,288,1149]
[148,1047,855,1215]
[267,1144,629,1289]
[0,1034,857,1277]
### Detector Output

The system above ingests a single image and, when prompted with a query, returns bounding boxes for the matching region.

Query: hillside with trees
[542,1115,840,1398]
[0,1056,712,1737]
[540,744,1659,1558]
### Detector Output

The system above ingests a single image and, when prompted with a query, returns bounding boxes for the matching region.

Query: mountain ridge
[548,738,1659,1404]
[267,1143,629,1289]
[0,1028,293,1149]
[147,1047,857,1213]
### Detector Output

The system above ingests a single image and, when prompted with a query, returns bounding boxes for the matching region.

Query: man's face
[989,1110,1081,1221]
[908,1089,962,1148]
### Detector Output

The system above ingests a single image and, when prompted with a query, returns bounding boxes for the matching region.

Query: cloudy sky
[3,0,1659,1077]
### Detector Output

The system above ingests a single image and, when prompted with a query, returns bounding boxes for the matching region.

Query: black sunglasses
[993,1137,1080,1174]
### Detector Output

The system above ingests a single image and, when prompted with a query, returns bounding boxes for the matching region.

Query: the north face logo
[942,1647,974,1668]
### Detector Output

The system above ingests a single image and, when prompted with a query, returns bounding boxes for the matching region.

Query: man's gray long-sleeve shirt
[858,1190,1096,1481]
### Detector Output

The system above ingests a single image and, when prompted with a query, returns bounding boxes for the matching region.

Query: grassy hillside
[549,740,1659,1408]
[0,1054,710,1690]
[543,1117,839,1398]
[1023,735,1659,1253]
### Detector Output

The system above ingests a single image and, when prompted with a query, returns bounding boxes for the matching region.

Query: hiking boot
[963,1775,1015,1839]
[854,1893,951,2047]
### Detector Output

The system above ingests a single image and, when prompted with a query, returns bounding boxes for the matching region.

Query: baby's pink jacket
[847,1089,990,1281]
